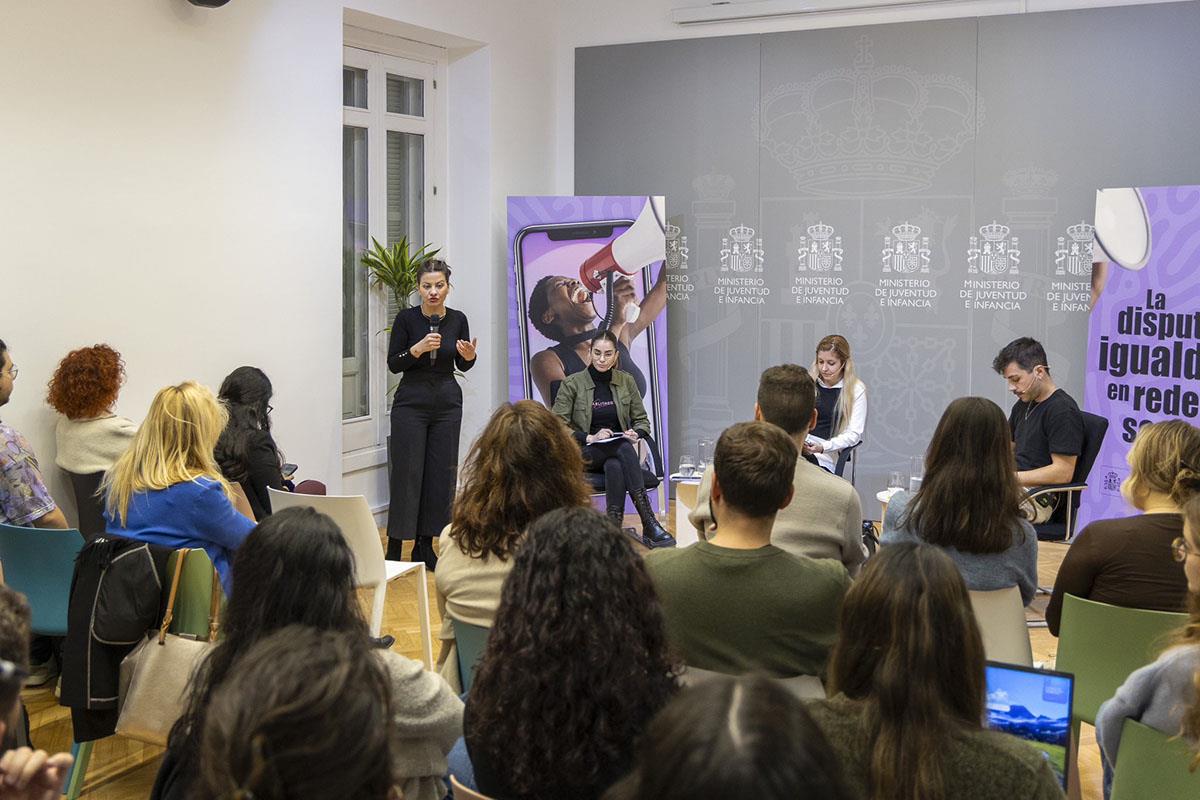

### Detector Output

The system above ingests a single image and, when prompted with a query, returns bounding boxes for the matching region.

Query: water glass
[678,455,696,478]
[908,456,925,493]
[887,470,907,491]
[697,438,714,470]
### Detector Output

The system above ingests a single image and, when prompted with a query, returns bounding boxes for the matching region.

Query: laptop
[985,661,1075,789]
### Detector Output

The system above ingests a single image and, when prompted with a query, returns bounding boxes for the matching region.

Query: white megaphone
[1093,187,1152,270]
[579,197,665,323]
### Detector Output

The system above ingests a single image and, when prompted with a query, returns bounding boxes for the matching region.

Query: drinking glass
[697,439,714,470]
[678,455,696,478]
[908,456,925,492]
[888,470,907,491]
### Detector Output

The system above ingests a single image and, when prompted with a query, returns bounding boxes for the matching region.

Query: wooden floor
[24,523,1101,799]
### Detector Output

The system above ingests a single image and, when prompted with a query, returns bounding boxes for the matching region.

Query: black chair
[834,440,862,484]
[1027,412,1109,542]
[64,471,106,542]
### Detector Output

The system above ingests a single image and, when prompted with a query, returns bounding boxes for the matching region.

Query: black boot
[605,505,626,530]
[631,489,675,548]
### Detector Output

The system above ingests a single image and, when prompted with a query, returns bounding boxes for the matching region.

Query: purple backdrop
[1080,185,1200,527]
[507,196,670,511]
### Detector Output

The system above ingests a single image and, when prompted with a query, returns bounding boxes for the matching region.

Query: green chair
[1110,719,1200,800]
[65,548,220,800]
[1056,594,1187,731]
[452,619,490,693]
[0,522,84,635]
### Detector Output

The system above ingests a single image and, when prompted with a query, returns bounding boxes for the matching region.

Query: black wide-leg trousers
[387,374,462,566]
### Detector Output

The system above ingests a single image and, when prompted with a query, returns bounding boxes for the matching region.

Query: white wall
[0,0,559,523]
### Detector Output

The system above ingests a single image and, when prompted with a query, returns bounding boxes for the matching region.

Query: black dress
[386,306,475,567]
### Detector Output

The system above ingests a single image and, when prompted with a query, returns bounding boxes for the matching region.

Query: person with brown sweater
[1047,420,1200,635]
[807,542,1064,800]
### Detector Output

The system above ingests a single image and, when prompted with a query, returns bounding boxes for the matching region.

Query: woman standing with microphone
[387,260,477,569]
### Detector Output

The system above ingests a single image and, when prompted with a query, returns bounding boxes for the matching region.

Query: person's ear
[541,308,556,326]
[753,403,763,422]
[710,472,723,504]
[779,485,796,511]
[808,408,818,433]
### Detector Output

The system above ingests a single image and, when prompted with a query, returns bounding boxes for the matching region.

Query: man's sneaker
[26,656,59,688]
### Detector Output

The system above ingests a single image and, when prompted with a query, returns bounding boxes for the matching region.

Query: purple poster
[507,196,669,510]
[1081,185,1200,527]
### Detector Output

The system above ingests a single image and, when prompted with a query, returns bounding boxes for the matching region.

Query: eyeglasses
[2,367,16,380]
[1171,536,1197,563]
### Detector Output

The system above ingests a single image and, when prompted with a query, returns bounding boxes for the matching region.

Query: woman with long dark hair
[604,674,851,800]
[386,260,478,569]
[197,627,399,800]
[882,396,1038,605]
[435,400,591,690]
[214,366,285,520]
[552,330,673,548]
[151,506,461,800]
[462,506,678,800]
[809,543,1064,800]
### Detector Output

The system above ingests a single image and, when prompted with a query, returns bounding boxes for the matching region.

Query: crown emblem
[1066,221,1094,242]
[756,35,980,197]
[665,223,681,240]
[807,222,835,241]
[979,221,1010,242]
[729,224,756,243]
[693,173,734,201]
[892,223,922,242]
[1003,167,1058,197]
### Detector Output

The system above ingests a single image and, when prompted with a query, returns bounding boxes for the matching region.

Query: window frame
[341,44,446,467]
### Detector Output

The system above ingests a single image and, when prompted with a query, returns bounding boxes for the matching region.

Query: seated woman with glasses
[1096,492,1200,793]
[1046,420,1200,635]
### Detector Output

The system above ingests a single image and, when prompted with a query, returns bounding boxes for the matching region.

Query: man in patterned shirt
[0,339,69,686]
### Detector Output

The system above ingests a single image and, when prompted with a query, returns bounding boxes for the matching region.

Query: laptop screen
[985,661,1075,789]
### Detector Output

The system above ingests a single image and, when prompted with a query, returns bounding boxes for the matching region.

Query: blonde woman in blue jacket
[552,331,673,548]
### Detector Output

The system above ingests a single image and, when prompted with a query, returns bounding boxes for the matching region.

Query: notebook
[985,661,1075,789]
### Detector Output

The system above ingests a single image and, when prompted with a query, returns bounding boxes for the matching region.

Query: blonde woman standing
[102,381,255,594]
[807,335,867,474]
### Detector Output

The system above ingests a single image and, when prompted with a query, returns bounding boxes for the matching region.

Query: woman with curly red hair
[47,344,136,478]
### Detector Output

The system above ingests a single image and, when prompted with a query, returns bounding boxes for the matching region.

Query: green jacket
[552,368,651,444]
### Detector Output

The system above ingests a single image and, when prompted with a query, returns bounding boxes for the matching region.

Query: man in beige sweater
[689,364,866,576]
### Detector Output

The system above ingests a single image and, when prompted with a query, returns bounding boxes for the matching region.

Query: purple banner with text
[1081,185,1200,528]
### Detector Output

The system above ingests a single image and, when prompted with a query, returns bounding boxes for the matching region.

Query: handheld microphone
[428,314,442,366]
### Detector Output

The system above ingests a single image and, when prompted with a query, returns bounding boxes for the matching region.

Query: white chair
[267,488,434,669]
[969,586,1033,667]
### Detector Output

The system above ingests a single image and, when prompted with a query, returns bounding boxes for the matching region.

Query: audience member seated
[0,339,69,688]
[435,400,590,691]
[648,421,849,678]
[214,366,301,520]
[1047,420,1200,635]
[47,343,137,479]
[0,585,74,800]
[197,626,400,800]
[882,397,1038,606]
[690,364,866,576]
[806,334,867,474]
[459,507,677,800]
[604,673,852,800]
[152,507,461,800]
[102,381,255,594]
[808,542,1065,799]
[1096,492,1200,790]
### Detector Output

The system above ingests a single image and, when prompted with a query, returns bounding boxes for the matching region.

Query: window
[341,46,443,456]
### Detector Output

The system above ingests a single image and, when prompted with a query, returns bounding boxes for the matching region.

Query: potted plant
[360,235,441,314]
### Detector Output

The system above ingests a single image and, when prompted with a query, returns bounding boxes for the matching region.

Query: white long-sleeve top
[812,378,867,473]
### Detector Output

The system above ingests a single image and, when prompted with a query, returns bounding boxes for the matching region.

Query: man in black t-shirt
[993,337,1084,492]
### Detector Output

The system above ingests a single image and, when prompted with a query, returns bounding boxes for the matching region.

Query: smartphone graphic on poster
[513,220,665,450]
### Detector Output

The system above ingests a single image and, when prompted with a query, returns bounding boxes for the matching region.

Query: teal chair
[452,619,490,693]
[1110,719,1200,800]
[0,523,86,796]
[0,522,84,636]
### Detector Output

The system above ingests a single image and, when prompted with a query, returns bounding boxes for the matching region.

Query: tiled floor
[23,527,1101,799]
